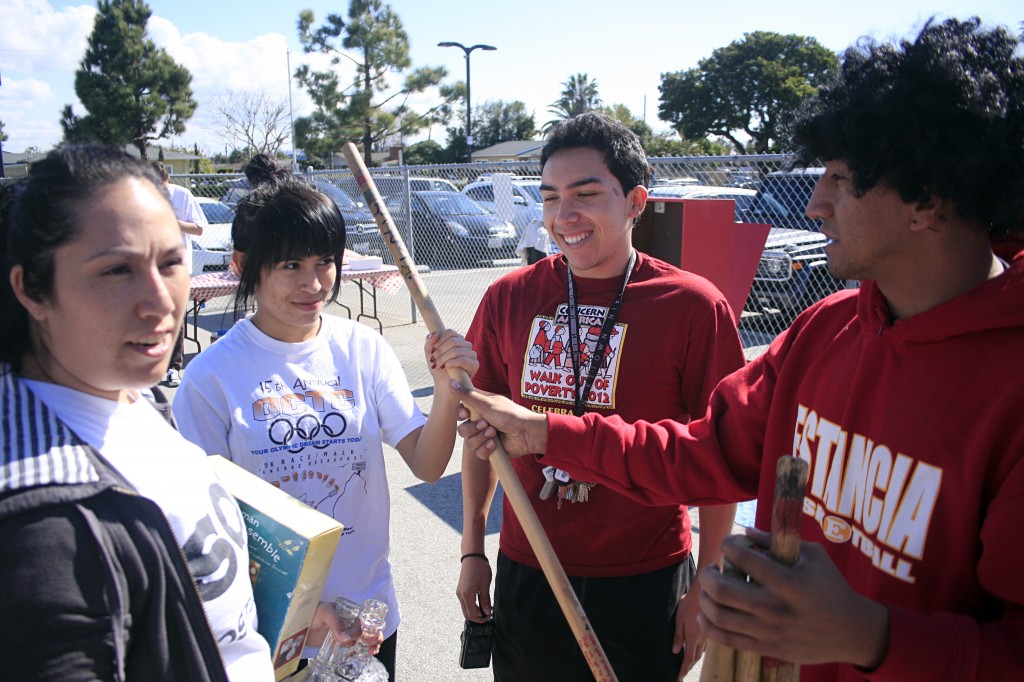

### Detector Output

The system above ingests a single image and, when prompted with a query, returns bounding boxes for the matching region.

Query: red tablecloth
[340,265,404,294]
[189,264,403,303]
[189,270,239,303]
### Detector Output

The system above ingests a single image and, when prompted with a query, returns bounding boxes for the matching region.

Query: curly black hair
[791,17,1024,236]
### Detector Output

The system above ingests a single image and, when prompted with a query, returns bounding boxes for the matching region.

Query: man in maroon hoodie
[453,17,1024,682]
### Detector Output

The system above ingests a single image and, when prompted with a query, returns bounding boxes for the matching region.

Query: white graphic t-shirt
[174,314,425,644]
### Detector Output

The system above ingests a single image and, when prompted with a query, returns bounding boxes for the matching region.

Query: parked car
[219,177,250,209]
[755,167,825,231]
[650,176,700,188]
[645,185,846,315]
[220,176,384,258]
[462,175,543,234]
[383,191,516,268]
[746,229,845,316]
[333,174,459,206]
[334,176,367,205]
[192,197,234,275]
[371,174,459,198]
[647,183,789,220]
[308,179,385,258]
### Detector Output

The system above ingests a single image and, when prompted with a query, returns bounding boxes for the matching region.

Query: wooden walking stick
[699,639,736,682]
[340,142,618,681]
[698,455,808,682]
[727,550,763,682]
[699,553,761,682]
[759,455,808,682]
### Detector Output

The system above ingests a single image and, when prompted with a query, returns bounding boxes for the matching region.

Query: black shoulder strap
[141,385,177,429]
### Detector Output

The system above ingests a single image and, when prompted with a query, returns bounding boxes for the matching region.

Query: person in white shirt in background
[152,161,207,387]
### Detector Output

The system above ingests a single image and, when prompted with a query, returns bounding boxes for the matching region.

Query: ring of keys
[539,466,594,509]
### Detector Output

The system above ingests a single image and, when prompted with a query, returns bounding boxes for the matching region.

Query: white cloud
[6,118,65,153]
[148,16,336,153]
[1,76,66,151]
[0,0,95,72]
[150,18,295,91]
[0,77,55,110]
[1,1,95,150]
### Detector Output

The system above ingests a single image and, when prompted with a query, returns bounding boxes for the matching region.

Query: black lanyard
[566,250,636,417]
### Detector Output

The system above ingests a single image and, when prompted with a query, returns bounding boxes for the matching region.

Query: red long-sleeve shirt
[544,252,1024,680]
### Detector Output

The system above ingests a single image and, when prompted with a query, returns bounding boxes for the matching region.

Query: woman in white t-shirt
[173,160,477,681]
[0,144,274,681]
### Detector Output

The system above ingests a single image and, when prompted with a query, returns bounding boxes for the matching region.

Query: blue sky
[2,0,1021,154]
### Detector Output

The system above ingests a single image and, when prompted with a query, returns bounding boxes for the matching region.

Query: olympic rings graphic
[268,412,348,453]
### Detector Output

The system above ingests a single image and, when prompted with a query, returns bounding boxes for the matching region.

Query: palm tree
[543,73,602,131]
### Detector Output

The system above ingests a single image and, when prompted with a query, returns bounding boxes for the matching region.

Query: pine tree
[61,0,196,159]
[295,0,456,166]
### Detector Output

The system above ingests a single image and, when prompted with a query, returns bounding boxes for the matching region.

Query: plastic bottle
[307,597,389,682]
[335,599,389,681]
[305,597,364,682]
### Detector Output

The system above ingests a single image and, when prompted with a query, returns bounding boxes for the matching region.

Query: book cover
[209,455,343,681]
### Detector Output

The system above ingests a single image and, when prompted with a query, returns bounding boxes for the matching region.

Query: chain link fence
[180,154,851,361]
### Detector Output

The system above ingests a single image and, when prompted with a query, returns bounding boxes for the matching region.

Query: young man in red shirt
[457,112,744,680]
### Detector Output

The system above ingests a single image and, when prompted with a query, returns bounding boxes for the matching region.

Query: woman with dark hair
[173,159,477,680]
[0,144,273,680]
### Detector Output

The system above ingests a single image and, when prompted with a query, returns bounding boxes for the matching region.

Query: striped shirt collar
[0,365,100,493]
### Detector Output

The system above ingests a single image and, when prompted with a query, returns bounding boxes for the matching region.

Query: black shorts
[492,552,696,682]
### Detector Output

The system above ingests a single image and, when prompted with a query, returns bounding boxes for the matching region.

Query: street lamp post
[286,50,299,173]
[438,41,496,163]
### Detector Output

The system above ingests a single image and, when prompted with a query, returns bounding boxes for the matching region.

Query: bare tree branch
[211,88,292,156]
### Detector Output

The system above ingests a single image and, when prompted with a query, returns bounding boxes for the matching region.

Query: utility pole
[287,50,299,172]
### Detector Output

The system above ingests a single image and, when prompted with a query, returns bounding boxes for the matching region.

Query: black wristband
[460,553,488,563]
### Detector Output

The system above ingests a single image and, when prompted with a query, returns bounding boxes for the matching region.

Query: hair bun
[243,153,291,187]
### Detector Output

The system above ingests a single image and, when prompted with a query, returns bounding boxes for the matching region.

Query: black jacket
[0,367,229,681]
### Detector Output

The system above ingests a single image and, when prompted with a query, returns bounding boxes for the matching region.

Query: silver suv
[370,175,459,199]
